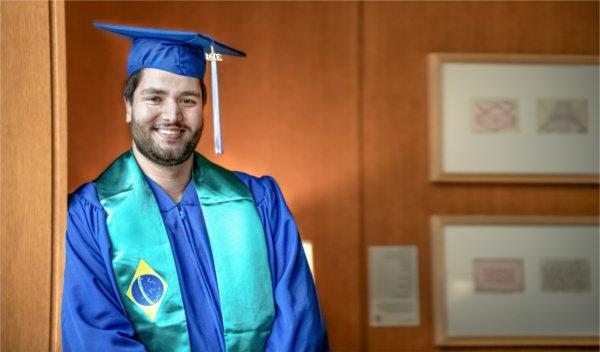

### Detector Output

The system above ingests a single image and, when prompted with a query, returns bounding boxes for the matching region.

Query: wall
[65,2,363,350]
[1,1,67,351]
[65,2,598,351]
[361,2,598,351]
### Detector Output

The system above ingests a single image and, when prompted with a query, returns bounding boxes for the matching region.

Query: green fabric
[193,153,275,351]
[96,151,275,351]
[96,151,191,352]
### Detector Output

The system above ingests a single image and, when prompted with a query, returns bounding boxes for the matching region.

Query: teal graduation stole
[95,151,275,351]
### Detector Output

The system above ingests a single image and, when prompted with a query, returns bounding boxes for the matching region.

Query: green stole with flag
[95,151,275,351]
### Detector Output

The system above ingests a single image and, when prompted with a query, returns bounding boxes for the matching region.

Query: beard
[130,115,202,167]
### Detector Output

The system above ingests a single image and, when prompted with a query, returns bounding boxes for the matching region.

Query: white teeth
[157,129,181,135]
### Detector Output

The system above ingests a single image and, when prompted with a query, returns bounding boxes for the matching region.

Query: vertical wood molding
[1,1,53,350]
[356,2,368,351]
[50,1,67,351]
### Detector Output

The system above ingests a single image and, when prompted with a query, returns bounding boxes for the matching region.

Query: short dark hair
[123,70,143,103]
[123,69,207,105]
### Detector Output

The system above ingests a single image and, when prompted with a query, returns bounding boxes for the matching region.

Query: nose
[162,99,182,123]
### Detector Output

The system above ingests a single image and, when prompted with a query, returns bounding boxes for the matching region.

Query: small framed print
[430,215,599,347]
[473,258,524,293]
[428,53,599,184]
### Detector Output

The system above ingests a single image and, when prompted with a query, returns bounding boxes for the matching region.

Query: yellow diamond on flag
[126,259,168,321]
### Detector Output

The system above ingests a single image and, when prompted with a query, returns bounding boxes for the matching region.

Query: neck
[132,145,193,203]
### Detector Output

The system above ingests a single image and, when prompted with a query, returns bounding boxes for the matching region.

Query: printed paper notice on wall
[368,246,420,327]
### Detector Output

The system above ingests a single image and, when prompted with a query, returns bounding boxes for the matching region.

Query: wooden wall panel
[1,1,53,350]
[64,2,598,351]
[65,2,362,350]
[362,2,599,351]
[50,1,68,350]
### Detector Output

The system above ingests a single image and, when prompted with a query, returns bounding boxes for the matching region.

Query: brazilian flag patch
[126,259,168,321]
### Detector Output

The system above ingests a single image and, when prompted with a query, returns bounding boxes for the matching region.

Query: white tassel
[209,45,222,155]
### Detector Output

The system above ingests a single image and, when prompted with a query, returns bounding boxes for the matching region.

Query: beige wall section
[1,1,53,350]
[65,2,363,350]
[362,2,599,351]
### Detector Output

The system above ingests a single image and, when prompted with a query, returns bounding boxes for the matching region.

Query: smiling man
[61,23,328,352]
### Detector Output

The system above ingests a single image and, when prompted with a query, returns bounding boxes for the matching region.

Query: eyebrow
[139,88,201,98]
[179,91,202,98]
[139,88,167,96]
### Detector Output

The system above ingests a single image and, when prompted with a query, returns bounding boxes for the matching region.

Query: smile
[157,128,184,135]
[153,127,186,141]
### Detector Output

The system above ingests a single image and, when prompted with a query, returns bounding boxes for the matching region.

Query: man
[62,23,328,352]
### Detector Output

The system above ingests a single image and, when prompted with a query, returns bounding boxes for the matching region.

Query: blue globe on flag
[131,274,165,306]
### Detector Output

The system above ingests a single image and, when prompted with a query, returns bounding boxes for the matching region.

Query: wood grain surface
[362,2,598,351]
[50,1,68,351]
[63,1,599,351]
[1,1,53,350]
[65,2,363,350]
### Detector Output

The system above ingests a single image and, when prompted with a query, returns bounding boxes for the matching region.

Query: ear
[124,97,132,123]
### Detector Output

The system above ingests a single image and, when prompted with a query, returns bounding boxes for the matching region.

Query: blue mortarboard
[95,22,246,154]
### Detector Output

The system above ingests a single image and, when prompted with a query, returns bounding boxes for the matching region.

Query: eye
[180,98,197,106]
[144,95,162,104]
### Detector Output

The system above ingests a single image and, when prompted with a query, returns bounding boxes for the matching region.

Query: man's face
[126,68,204,166]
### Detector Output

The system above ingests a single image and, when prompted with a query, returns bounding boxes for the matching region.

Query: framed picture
[428,53,599,184]
[431,215,599,346]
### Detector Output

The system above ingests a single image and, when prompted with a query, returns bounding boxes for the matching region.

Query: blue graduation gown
[62,172,328,351]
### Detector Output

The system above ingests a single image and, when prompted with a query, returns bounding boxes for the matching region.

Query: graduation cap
[95,22,246,155]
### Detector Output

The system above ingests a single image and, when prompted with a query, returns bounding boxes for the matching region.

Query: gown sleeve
[252,177,329,352]
[61,184,146,352]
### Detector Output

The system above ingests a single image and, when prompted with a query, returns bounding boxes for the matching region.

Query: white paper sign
[369,246,420,327]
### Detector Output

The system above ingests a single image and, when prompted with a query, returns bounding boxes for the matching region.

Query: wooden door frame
[50,1,67,351]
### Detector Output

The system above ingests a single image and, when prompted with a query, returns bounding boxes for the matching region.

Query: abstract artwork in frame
[430,215,599,347]
[428,53,599,184]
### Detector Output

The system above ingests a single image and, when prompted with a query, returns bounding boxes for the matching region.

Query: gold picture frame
[431,215,599,347]
[428,53,599,184]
